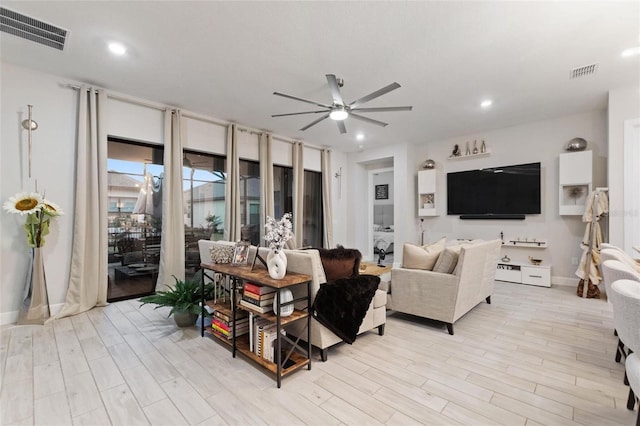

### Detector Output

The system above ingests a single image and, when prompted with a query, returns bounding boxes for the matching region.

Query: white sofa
[198,240,387,361]
[389,239,501,335]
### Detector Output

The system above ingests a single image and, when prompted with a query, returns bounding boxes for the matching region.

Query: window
[107,138,164,302]
[239,159,261,245]
[273,165,293,218]
[183,150,226,278]
[303,170,323,248]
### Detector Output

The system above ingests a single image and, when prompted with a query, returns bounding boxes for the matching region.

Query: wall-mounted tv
[447,162,541,219]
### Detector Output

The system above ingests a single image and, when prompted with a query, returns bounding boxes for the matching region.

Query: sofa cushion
[433,245,463,274]
[317,246,362,281]
[311,274,381,344]
[402,237,446,270]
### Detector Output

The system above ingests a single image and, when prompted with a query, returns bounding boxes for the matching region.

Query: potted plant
[139,269,213,327]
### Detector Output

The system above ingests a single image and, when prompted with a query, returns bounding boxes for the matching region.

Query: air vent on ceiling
[570,63,598,79]
[0,7,67,51]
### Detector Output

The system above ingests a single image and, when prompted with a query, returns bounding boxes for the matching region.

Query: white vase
[267,249,287,280]
[273,288,294,317]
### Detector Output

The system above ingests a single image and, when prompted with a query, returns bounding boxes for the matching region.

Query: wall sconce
[334,167,342,199]
[21,105,38,178]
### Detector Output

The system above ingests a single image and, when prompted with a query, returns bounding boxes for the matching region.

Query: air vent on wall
[570,63,598,79]
[0,7,67,51]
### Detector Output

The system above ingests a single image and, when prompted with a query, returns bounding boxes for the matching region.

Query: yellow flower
[3,192,43,215]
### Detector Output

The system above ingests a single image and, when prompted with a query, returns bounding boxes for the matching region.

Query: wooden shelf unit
[200,263,312,388]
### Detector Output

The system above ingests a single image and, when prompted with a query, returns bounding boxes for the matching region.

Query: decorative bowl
[566,137,587,151]
[529,256,542,265]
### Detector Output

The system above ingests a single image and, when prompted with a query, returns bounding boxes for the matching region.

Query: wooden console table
[359,261,392,276]
[200,262,312,388]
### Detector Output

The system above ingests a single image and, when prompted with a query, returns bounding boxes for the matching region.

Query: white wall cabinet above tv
[559,150,592,215]
[417,169,438,216]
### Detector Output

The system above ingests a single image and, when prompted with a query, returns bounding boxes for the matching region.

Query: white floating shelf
[448,150,491,161]
[502,240,548,248]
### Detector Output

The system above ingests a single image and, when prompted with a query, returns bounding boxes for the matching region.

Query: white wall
[608,85,640,248]
[412,110,607,284]
[373,171,394,206]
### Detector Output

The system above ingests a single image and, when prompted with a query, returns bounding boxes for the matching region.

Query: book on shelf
[212,317,248,332]
[244,282,276,295]
[252,317,271,356]
[241,295,274,307]
[240,299,273,314]
[243,290,275,302]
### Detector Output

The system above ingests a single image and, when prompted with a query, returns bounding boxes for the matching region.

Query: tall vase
[17,247,50,325]
[266,249,287,280]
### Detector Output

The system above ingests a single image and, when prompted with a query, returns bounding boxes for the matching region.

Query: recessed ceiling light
[480,100,493,108]
[108,41,127,56]
[356,133,365,141]
[622,46,640,57]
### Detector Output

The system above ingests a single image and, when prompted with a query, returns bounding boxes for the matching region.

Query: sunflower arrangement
[264,212,293,251]
[3,192,63,248]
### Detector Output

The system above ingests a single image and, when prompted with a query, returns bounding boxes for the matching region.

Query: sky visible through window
[108,159,225,190]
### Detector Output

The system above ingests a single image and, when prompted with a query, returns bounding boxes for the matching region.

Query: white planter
[273,288,294,317]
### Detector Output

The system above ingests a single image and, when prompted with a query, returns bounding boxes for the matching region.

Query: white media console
[496,261,551,287]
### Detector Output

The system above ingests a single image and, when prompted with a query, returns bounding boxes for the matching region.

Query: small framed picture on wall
[375,184,389,200]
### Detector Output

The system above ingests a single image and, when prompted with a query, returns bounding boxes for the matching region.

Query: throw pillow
[209,243,234,264]
[433,245,463,274]
[311,274,381,344]
[318,246,362,281]
[402,237,446,270]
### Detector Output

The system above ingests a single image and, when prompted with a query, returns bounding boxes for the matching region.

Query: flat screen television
[447,162,541,218]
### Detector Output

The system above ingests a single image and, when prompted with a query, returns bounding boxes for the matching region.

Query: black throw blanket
[310,274,381,344]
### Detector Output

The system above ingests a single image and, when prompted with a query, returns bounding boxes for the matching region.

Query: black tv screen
[447,162,541,216]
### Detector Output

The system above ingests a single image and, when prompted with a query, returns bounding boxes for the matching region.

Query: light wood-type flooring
[1,282,637,425]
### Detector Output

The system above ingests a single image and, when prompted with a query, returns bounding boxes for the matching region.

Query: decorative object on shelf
[21,105,38,178]
[139,270,215,327]
[422,159,435,169]
[528,256,543,265]
[481,140,486,153]
[4,191,63,325]
[232,241,250,265]
[264,212,293,279]
[472,140,479,154]
[566,137,587,151]
[568,186,586,204]
[501,255,511,263]
[451,144,461,157]
[465,141,471,156]
[273,288,294,317]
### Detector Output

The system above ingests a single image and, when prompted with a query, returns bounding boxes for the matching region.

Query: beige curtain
[57,88,108,318]
[259,132,274,243]
[321,148,334,248]
[224,124,241,242]
[292,141,305,248]
[156,109,185,290]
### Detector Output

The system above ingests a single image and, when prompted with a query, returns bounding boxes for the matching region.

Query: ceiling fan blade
[326,74,344,105]
[300,113,331,131]
[350,106,413,113]
[336,120,347,134]
[349,82,401,109]
[349,113,389,127]
[272,110,328,117]
[273,92,332,109]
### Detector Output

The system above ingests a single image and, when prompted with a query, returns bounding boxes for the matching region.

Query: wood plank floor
[1,282,637,425]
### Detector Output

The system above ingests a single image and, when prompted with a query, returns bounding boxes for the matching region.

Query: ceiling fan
[272,74,413,134]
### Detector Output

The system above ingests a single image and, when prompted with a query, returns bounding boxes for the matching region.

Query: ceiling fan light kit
[272,74,413,134]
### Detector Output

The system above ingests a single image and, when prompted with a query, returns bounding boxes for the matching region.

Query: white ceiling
[1,1,639,152]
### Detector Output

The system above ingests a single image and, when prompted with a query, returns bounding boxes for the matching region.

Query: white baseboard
[0,303,64,325]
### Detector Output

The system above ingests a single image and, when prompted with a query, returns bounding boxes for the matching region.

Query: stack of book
[239,282,276,313]
[211,309,249,340]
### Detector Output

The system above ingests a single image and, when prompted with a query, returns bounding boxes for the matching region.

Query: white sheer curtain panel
[57,88,108,318]
[156,109,186,290]
[259,132,274,242]
[321,148,334,248]
[292,141,305,248]
[224,124,241,242]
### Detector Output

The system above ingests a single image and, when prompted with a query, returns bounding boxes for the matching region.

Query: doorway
[369,167,394,265]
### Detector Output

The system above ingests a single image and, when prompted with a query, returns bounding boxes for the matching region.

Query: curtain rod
[66,83,326,151]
